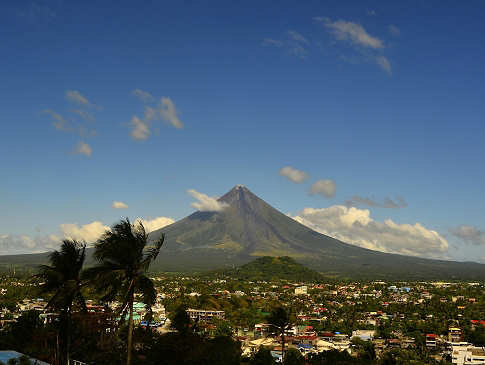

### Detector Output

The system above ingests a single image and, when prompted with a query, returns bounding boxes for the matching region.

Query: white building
[186,308,225,321]
[295,286,308,295]
[452,346,485,365]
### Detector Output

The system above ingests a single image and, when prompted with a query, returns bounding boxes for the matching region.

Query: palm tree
[268,306,292,362]
[86,218,164,365]
[37,239,87,365]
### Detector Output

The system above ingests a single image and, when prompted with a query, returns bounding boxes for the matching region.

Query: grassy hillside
[223,256,323,282]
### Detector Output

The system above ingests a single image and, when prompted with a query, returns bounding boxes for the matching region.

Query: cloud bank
[0,215,176,254]
[290,205,449,258]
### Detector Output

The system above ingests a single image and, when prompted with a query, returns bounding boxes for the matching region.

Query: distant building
[449,327,463,343]
[295,286,307,295]
[426,334,437,348]
[452,346,485,364]
[351,330,376,341]
[186,308,225,321]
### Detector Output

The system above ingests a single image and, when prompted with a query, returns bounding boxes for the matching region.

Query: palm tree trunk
[281,328,285,363]
[126,295,134,365]
[66,306,71,365]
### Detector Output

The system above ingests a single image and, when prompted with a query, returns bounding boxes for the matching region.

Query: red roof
[426,334,437,338]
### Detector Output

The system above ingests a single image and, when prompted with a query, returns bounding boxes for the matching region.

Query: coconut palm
[86,218,164,365]
[37,239,87,365]
[268,306,292,362]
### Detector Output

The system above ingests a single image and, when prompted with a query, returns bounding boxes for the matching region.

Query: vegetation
[223,256,323,282]
[85,218,164,365]
[37,239,87,365]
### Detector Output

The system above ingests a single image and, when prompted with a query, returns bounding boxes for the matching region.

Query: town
[1,271,484,364]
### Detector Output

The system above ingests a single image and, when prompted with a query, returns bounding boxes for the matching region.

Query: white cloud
[71,109,95,122]
[127,95,184,140]
[129,115,151,140]
[132,89,154,103]
[262,38,284,47]
[112,201,128,209]
[134,217,175,233]
[318,18,384,49]
[0,215,176,254]
[280,166,309,183]
[74,141,92,157]
[347,195,407,209]
[0,234,60,255]
[290,205,449,258]
[315,17,392,75]
[160,97,184,129]
[262,30,309,59]
[388,24,401,36]
[66,90,90,106]
[60,221,110,243]
[43,109,70,131]
[450,225,485,245]
[187,189,229,212]
[309,179,336,198]
[376,55,392,75]
[288,30,309,45]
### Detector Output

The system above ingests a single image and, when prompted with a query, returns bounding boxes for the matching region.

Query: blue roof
[0,351,50,365]
[298,344,312,349]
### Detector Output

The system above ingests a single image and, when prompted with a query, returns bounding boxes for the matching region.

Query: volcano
[147,185,485,279]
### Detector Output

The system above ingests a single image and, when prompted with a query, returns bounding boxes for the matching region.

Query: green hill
[227,256,323,282]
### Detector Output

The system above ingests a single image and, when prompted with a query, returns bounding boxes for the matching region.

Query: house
[426,334,437,348]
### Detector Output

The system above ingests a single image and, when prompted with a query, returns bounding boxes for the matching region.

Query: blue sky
[1,0,485,261]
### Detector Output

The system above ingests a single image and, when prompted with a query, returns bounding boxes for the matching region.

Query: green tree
[214,319,233,337]
[172,305,192,334]
[250,346,275,365]
[283,348,304,365]
[37,239,87,365]
[86,218,164,365]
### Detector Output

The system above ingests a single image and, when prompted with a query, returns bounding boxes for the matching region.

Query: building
[449,327,464,343]
[186,308,225,321]
[452,346,485,365]
[295,286,308,295]
[426,334,437,348]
